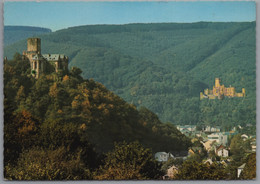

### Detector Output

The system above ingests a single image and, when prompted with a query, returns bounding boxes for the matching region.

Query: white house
[241,134,249,141]
[216,145,229,157]
[155,152,174,162]
[176,125,197,132]
[237,163,246,178]
[251,145,256,152]
[203,126,220,133]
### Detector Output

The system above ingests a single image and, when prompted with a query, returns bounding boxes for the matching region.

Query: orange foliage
[62,75,70,81]
[49,83,58,98]
[15,110,39,140]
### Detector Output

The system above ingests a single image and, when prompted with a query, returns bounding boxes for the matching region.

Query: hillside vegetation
[4,55,192,179]
[4,26,51,46]
[4,22,256,130]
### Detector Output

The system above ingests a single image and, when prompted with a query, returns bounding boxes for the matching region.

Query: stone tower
[22,38,45,78]
[27,38,41,53]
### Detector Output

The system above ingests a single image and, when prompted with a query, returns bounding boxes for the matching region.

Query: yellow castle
[200,78,245,100]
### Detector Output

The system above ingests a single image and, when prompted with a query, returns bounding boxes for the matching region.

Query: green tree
[230,134,246,162]
[240,153,256,179]
[4,147,92,180]
[94,141,163,180]
[175,160,228,180]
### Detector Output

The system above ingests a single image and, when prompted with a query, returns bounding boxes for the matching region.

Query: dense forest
[4,54,191,180]
[4,22,256,130]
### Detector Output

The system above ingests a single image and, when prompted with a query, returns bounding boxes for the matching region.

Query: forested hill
[4,55,191,154]
[4,22,256,129]
[4,26,52,45]
[4,55,192,179]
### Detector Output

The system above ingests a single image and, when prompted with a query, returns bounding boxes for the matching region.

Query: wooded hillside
[4,22,256,130]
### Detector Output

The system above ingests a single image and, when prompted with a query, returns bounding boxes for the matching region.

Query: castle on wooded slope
[22,38,69,78]
[200,78,245,100]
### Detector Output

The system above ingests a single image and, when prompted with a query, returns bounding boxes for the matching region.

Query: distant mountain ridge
[4,25,52,46]
[4,22,256,128]
[4,25,52,32]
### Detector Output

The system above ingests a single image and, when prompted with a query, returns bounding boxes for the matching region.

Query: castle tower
[242,88,246,97]
[215,78,220,87]
[23,38,44,79]
[27,38,41,54]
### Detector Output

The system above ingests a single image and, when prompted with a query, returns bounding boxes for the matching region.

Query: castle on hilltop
[22,38,68,78]
[200,78,245,100]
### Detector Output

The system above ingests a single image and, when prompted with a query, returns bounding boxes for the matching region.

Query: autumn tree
[4,147,93,180]
[175,160,228,180]
[4,109,40,164]
[94,141,163,180]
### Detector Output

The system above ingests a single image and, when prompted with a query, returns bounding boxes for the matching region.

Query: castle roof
[42,54,66,61]
[32,54,45,61]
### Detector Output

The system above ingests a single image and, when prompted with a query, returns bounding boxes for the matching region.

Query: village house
[231,125,242,132]
[176,125,197,132]
[215,145,229,157]
[164,165,178,179]
[241,134,249,141]
[237,163,246,178]
[188,147,203,156]
[203,126,221,133]
[207,132,228,146]
[223,131,238,138]
[155,152,174,162]
[251,145,256,152]
[201,140,219,152]
[250,138,256,152]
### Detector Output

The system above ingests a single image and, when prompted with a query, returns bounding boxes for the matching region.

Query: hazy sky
[4,1,256,31]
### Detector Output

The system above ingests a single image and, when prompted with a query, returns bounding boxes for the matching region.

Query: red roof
[216,145,226,152]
